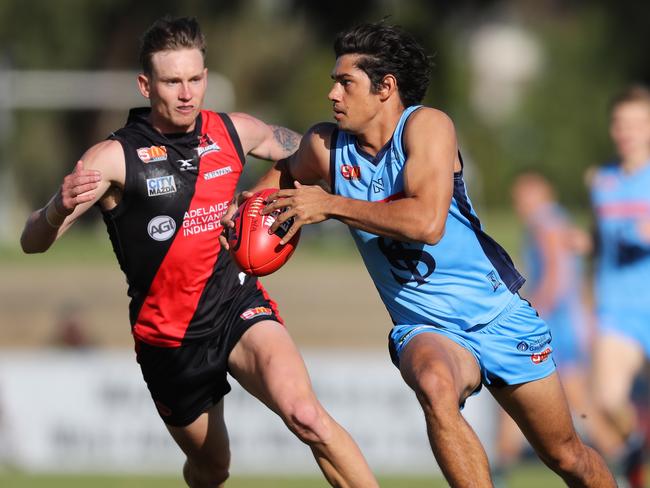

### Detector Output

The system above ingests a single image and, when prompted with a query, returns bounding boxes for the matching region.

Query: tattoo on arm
[271,126,301,157]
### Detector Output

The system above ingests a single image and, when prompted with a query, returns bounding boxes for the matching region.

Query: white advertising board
[0,349,496,475]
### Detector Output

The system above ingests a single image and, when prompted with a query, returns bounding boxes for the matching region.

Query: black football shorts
[136,281,282,427]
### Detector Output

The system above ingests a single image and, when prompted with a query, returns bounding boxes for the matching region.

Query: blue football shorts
[543,302,588,370]
[597,307,650,357]
[388,294,557,391]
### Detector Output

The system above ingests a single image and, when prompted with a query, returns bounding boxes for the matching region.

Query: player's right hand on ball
[219,191,253,250]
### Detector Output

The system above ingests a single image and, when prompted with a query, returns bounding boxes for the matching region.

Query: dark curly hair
[139,16,206,75]
[334,22,431,107]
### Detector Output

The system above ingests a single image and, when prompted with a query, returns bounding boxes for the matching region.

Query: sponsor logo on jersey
[147,215,176,241]
[146,175,177,197]
[177,157,198,172]
[530,347,552,364]
[341,164,361,180]
[240,307,273,320]
[486,270,502,291]
[372,177,385,193]
[204,166,233,180]
[196,134,220,158]
[182,201,230,237]
[519,333,552,353]
[137,145,167,163]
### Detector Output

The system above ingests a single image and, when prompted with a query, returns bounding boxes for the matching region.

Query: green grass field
[0,463,569,487]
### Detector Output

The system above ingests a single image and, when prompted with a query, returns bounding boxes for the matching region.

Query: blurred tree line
[1,0,649,225]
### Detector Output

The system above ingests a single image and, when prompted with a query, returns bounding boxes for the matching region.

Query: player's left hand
[263,182,331,244]
[219,190,254,250]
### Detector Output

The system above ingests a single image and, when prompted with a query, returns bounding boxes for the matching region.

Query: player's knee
[282,398,332,445]
[412,370,460,422]
[539,434,585,476]
[184,456,230,488]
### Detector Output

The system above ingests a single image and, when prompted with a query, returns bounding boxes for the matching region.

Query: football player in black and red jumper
[20,16,377,488]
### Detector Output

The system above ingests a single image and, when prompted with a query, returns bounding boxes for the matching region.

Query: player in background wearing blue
[222,22,615,487]
[493,172,594,486]
[588,85,650,488]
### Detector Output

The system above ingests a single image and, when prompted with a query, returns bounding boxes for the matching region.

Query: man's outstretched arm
[21,140,124,253]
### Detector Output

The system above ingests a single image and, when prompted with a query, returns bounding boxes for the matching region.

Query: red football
[227,188,300,276]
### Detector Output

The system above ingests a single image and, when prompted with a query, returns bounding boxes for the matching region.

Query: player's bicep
[402,110,457,211]
[266,125,301,160]
[286,123,334,185]
[60,141,124,231]
[229,112,301,161]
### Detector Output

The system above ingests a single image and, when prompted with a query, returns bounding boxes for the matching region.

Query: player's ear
[378,74,397,102]
[137,73,151,99]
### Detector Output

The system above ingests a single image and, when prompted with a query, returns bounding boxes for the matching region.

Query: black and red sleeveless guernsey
[103,108,280,347]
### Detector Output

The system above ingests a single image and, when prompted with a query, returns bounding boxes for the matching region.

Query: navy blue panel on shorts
[136,281,282,427]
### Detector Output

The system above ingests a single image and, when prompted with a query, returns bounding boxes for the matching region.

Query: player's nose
[178,82,192,101]
[328,84,341,102]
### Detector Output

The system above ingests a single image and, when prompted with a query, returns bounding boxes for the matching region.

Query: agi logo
[137,145,167,163]
[147,215,176,241]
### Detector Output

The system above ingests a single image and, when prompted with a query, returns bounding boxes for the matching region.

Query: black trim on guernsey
[329,127,339,194]
[218,113,246,166]
[453,175,525,293]
[354,138,393,166]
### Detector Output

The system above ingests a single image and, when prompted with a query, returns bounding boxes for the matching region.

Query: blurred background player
[588,84,650,488]
[492,172,593,486]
